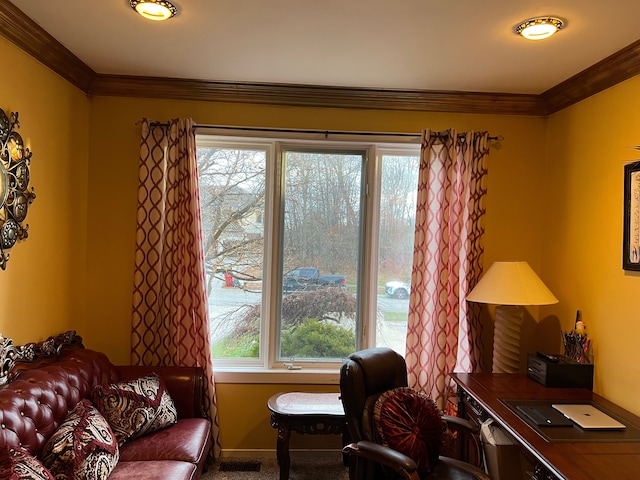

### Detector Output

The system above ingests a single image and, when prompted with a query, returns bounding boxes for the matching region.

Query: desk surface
[450,373,640,480]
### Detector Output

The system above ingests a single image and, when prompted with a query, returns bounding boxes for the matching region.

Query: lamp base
[492,305,524,373]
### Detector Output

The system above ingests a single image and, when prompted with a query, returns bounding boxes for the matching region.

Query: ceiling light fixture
[515,16,564,41]
[130,0,178,21]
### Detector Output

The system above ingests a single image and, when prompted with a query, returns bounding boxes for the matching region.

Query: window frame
[196,131,419,381]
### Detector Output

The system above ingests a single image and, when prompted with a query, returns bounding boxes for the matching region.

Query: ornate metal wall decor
[0,109,36,269]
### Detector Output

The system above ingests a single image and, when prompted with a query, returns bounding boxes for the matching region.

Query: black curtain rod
[148,122,503,142]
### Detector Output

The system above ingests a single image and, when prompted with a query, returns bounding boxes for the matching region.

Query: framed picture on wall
[623,160,640,271]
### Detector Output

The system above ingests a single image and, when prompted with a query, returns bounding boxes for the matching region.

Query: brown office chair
[340,348,490,480]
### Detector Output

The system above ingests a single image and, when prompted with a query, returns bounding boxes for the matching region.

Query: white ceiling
[8,0,640,95]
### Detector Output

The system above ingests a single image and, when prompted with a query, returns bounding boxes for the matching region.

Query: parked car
[385,280,410,299]
[283,267,346,292]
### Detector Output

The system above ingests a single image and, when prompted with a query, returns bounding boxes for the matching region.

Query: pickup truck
[283,267,347,292]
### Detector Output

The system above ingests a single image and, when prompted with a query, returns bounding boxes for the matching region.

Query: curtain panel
[405,129,489,411]
[131,118,221,457]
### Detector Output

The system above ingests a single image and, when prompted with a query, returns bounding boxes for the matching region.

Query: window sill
[214,367,341,385]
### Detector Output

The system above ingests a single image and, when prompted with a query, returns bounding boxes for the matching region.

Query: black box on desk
[527,354,593,389]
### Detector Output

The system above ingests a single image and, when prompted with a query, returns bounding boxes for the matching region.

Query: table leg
[276,419,291,480]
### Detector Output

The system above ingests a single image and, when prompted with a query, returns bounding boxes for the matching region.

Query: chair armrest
[342,441,420,480]
[443,414,483,468]
[443,414,478,432]
[438,456,492,480]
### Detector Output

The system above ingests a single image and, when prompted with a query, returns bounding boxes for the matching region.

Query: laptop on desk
[552,404,626,430]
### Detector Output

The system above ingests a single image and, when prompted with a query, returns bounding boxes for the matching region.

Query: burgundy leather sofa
[0,332,212,480]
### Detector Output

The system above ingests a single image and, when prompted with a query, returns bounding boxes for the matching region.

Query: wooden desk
[450,373,640,480]
[267,392,348,480]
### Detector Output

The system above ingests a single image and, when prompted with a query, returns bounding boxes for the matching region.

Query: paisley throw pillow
[0,446,55,480]
[92,373,177,445]
[41,399,119,480]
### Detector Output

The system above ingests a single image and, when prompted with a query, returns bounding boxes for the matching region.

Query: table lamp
[466,261,558,373]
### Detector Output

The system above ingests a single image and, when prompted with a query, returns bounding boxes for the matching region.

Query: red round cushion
[374,387,446,475]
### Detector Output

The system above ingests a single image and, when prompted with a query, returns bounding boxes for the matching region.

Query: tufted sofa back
[0,349,118,455]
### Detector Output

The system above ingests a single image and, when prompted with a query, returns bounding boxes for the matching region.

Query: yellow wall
[542,76,640,415]
[0,37,90,344]
[217,383,342,451]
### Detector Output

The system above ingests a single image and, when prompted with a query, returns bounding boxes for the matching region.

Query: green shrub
[281,318,355,359]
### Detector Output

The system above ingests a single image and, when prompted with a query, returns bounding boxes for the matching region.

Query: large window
[197,134,418,370]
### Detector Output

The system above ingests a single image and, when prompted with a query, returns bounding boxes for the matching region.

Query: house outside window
[197,133,419,371]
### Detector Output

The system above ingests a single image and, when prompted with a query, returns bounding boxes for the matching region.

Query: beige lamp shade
[466,261,558,306]
[467,261,558,373]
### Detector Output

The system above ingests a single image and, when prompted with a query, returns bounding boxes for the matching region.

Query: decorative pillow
[373,387,446,476]
[40,399,119,480]
[0,446,55,480]
[92,373,177,445]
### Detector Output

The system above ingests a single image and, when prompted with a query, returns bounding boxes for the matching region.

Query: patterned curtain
[405,129,489,412]
[131,118,221,457]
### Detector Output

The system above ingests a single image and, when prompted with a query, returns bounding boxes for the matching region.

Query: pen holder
[562,332,591,364]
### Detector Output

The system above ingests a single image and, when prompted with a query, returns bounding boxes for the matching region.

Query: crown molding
[90,75,543,115]
[0,0,95,92]
[0,0,638,116]
[542,39,640,115]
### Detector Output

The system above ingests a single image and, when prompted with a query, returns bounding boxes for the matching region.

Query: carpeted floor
[203,454,349,479]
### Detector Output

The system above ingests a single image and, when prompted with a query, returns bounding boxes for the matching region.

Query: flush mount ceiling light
[515,16,564,41]
[130,0,178,21]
